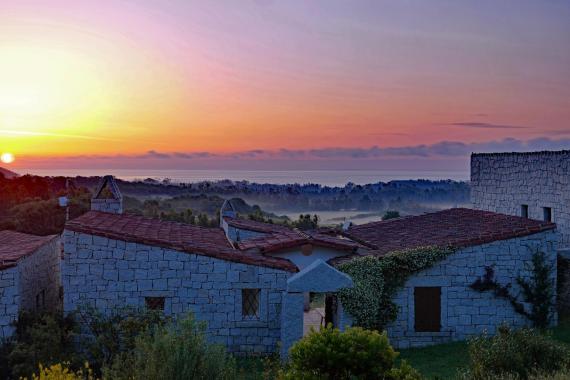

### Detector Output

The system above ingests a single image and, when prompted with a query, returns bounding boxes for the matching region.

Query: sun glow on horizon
[1,152,15,164]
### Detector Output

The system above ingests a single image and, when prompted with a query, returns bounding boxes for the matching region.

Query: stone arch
[280,259,354,359]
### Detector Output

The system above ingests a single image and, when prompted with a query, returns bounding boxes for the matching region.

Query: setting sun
[1,152,15,164]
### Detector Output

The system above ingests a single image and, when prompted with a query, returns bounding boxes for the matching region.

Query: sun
[1,152,15,164]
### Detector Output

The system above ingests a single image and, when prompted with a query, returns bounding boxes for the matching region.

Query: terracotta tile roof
[66,211,297,272]
[224,217,293,234]
[0,231,58,270]
[229,217,362,254]
[344,208,556,256]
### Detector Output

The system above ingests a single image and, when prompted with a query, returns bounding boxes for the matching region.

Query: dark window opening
[414,287,441,332]
[521,204,529,218]
[36,289,46,311]
[543,207,553,222]
[242,289,260,319]
[145,297,165,311]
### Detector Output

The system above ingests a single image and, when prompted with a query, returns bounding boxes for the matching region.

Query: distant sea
[18,169,468,187]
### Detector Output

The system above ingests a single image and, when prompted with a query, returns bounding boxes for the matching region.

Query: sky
[0,0,569,171]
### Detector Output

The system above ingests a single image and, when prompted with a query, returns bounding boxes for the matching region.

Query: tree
[382,210,400,220]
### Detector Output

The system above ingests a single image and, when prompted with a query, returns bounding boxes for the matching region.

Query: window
[521,204,529,218]
[543,207,553,222]
[145,297,165,311]
[414,287,441,332]
[242,289,260,319]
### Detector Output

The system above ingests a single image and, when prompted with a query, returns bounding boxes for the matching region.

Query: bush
[465,326,570,379]
[382,210,400,220]
[6,312,80,379]
[104,314,237,380]
[282,325,420,380]
[23,363,97,380]
[76,306,166,375]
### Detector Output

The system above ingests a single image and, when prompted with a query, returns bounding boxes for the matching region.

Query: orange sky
[1,1,569,169]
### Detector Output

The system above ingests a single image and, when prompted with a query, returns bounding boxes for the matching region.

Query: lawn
[398,341,469,380]
[397,317,570,380]
[235,318,570,380]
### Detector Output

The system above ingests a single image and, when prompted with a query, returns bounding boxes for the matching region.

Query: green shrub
[465,326,570,380]
[76,306,166,375]
[104,314,237,380]
[282,325,420,380]
[6,311,81,379]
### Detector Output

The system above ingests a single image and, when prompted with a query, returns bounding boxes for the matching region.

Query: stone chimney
[91,175,123,214]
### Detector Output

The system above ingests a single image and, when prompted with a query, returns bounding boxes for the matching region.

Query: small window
[145,297,165,311]
[543,207,553,222]
[521,204,529,218]
[414,287,441,332]
[242,289,260,319]
[36,289,46,311]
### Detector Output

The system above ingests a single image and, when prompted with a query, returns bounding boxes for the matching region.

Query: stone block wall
[0,266,19,339]
[18,238,61,312]
[471,151,570,248]
[91,199,123,214]
[62,230,291,354]
[385,231,558,349]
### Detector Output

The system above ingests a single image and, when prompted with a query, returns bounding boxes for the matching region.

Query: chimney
[91,175,123,214]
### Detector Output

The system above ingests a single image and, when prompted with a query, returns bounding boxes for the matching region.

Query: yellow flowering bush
[23,363,97,380]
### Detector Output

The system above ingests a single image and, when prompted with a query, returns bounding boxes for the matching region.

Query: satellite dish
[58,196,68,207]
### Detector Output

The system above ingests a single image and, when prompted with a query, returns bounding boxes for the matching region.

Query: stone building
[63,176,558,354]
[0,231,61,338]
[471,150,570,247]
[471,150,570,310]
[63,179,358,357]
[342,208,557,348]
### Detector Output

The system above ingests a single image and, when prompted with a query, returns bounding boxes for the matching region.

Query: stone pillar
[280,291,304,360]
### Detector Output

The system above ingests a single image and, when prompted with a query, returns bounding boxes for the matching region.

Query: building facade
[471,150,570,248]
[0,231,61,338]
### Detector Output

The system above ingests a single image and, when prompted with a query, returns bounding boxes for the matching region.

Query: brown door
[414,287,441,332]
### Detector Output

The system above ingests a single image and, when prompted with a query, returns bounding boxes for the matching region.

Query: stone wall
[385,231,558,349]
[62,230,291,354]
[91,198,123,214]
[18,238,61,312]
[0,266,19,339]
[471,151,570,248]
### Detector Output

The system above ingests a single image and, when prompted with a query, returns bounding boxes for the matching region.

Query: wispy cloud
[0,129,123,142]
[445,122,530,130]
[27,136,568,162]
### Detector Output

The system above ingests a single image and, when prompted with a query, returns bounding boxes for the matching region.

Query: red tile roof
[66,211,297,272]
[224,217,292,234]
[344,208,556,256]
[228,217,362,253]
[0,231,58,270]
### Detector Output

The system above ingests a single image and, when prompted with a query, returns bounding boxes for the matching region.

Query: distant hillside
[0,167,18,179]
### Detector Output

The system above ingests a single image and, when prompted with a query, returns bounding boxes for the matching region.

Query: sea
[18,169,468,187]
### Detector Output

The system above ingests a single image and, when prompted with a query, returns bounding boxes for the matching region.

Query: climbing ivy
[470,250,555,328]
[337,246,455,331]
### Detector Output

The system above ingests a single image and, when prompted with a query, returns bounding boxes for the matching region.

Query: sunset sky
[1,0,569,171]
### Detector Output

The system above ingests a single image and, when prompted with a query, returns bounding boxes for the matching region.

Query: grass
[397,316,570,380]
[235,317,570,380]
[398,340,469,380]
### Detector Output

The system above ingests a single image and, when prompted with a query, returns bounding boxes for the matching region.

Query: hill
[0,167,18,179]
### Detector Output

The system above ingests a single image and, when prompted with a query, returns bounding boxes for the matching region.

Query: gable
[286,259,353,292]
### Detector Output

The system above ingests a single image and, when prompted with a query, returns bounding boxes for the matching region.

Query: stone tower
[91,175,123,214]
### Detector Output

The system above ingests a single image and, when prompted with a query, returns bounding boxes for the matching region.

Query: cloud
[445,122,530,130]
[0,129,124,142]
[14,137,570,171]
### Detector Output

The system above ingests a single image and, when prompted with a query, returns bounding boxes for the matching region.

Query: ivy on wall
[337,246,455,331]
[470,250,555,328]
